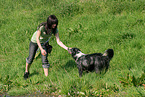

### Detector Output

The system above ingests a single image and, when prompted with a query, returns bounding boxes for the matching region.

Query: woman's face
[52,24,56,29]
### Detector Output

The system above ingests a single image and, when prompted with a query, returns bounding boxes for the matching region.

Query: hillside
[0,0,145,96]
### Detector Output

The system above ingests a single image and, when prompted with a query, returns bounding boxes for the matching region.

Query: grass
[0,0,145,96]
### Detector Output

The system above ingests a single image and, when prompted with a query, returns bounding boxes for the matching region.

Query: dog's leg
[105,63,109,73]
[95,66,99,74]
[77,64,83,77]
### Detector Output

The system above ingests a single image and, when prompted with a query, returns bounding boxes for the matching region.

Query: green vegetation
[0,0,145,96]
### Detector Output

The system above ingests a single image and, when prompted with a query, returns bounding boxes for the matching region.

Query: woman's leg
[25,62,30,72]
[24,62,30,79]
[41,44,50,76]
[24,41,38,78]
[43,68,49,76]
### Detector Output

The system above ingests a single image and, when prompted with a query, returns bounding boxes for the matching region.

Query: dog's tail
[103,49,114,60]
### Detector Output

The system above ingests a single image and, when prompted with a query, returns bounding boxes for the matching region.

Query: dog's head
[103,49,114,60]
[69,48,81,60]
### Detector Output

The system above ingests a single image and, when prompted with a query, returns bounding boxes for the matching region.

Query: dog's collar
[75,51,86,62]
[75,51,85,58]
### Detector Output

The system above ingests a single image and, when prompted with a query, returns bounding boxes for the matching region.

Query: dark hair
[37,15,58,34]
[47,15,58,29]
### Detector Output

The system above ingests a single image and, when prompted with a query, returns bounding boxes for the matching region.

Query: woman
[24,15,70,79]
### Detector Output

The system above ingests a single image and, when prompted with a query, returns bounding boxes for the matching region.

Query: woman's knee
[26,57,34,64]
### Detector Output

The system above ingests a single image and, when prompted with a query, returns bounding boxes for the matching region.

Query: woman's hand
[67,48,72,54]
[41,49,47,56]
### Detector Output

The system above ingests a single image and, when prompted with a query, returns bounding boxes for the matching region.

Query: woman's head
[47,15,58,29]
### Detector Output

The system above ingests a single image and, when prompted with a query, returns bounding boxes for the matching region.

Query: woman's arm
[36,30,46,56]
[55,32,69,51]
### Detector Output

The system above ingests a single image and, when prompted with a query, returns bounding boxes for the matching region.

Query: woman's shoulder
[38,25,46,32]
[37,22,47,30]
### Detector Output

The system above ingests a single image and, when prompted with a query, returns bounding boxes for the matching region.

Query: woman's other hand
[41,49,47,56]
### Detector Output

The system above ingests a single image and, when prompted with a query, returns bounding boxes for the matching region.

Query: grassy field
[0,0,145,96]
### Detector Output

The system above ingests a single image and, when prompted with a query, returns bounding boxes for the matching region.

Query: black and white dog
[69,48,114,77]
